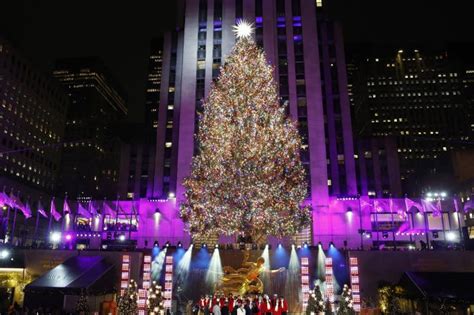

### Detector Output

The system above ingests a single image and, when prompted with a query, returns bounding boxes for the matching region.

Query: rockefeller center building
[144,0,359,244]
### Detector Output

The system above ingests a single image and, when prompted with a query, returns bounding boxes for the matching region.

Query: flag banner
[89,201,98,217]
[9,193,31,218]
[63,199,71,214]
[464,199,474,212]
[422,199,441,217]
[405,198,424,212]
[103,202,116,217]
[359,197,373,210]
[50,199,61,221]
[373,199,389,212]
[77,203,92,219]
[21,201,33,219]
[0,191,11,208]
[390,198,407,219]
[37,200,48,218]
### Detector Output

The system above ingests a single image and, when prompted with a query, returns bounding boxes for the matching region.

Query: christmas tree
[306,286,325,314]
[180,21,311,243]
[75,291,90,314]
[118,279,138,315]
[337,284,355,315]
[147,280,164,315]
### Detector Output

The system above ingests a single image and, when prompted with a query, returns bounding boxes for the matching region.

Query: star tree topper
[233,20,254,39]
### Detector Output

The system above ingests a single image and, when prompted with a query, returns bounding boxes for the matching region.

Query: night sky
[1,0,473,122]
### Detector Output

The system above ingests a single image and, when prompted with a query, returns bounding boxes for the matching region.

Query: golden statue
[216,251,285,295]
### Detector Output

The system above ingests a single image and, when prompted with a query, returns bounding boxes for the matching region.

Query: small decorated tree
[306,286,325,314]
[337,284,355,315]
[378,282,402,314]
[118,279,138,315]
[75,291,90,314]
[147,280,164,315]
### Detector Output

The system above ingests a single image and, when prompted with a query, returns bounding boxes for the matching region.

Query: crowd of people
[191,294,288,315]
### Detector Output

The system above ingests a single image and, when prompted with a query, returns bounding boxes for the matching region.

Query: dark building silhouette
[348,46,472,196]
[53,57,127,199]
[0,37,68,193]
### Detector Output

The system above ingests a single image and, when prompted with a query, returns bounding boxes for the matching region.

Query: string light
[180,29,311,241]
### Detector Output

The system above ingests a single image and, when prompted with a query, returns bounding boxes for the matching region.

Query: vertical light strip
[324,257,334,312]
[120,254,131,296]
[301,257,310,310]
[349,256,361,312]
[138,255,152,314]
[164,255,174,309]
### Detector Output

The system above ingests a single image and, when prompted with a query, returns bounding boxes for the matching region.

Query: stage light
[65,234,72,241]
[177,242,182,248]
[118,234,126,242]
[0,249,10,259]
[278,243,282,248]
[441,192,447,198]
[446,231,457,242]
[304,242,308,248]
[215,244,219,249]
[50,232,62,244]
[329,242,334,247]
[318,242,322,247]
[382,232,388,239]
[154,241,159,247]
[202,243,207,248]
[168,192,176,199]
[165,241,170,248]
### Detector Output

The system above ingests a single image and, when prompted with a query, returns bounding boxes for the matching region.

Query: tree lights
[180,25,311,243]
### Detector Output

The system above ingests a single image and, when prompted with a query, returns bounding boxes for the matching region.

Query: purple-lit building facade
[109,0,466,249]
[137,0,359,245]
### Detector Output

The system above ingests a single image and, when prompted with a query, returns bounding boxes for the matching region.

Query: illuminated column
[120,254,131,295]
[324,257,334,311]
[349,256,361,313]
[164,255,174,310]
[301,257,310,310]
[138,255,152,314]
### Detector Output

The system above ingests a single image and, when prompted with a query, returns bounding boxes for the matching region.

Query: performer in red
[212,294,219,307]
[273,297,288,315]
[261,295,272,315]
[226,294,235,314]
[199,295,207,309]
[255,295,264,315]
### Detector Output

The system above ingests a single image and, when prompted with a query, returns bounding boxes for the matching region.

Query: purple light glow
[293,35,303,41]
[65,234,72,241]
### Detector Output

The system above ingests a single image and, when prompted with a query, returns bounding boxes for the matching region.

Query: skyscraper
[53,57,127,199]
[145,0,359,243]
[349,47,471,195]
[145,38,164,137]
[0,38,68,194]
